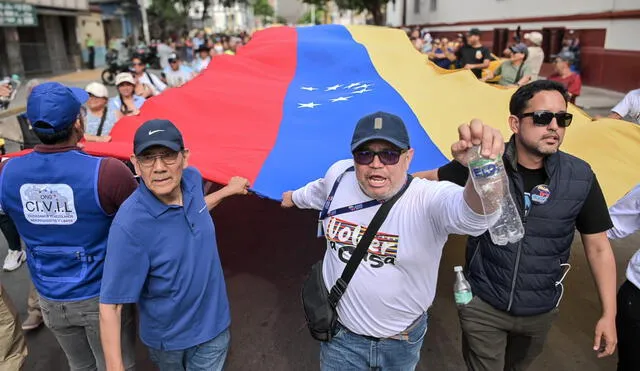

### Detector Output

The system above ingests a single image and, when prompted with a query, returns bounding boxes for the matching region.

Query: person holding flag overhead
[99,119,251,371]
[282,111,503,370]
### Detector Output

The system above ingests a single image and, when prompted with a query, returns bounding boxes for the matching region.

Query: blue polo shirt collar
[138,176,197,218]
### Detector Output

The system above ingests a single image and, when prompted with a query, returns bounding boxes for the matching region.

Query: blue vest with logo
[0,150,113,301]
[466,137,593,316]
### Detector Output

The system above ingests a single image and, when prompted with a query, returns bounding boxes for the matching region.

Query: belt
[340,312,426,342]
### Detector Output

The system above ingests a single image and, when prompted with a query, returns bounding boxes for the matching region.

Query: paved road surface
[1,190,636,371]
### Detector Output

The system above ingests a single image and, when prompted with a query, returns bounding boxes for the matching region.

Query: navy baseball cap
[134,119,184,155]
[27,82,89,134]
[351,112,410,151]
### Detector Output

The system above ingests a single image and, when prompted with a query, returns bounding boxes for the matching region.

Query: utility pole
[138,0,150,44]
[402,0,407,26]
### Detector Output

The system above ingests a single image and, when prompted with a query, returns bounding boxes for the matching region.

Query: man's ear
[508,115,520,135]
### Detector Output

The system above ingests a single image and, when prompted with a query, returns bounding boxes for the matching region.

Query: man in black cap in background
[456,28,492,79]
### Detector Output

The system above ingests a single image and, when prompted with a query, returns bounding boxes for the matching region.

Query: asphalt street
[1,190,637,371]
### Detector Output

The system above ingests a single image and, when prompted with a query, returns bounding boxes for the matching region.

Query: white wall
[387,0,639,27]
[605,19,640,51]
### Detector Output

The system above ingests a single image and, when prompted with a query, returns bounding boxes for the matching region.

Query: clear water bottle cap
[454,265,463,272]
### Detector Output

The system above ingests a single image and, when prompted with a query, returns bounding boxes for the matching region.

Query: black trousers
[616,280,640,371]
[0,214,21,251]
[88,46,95,70]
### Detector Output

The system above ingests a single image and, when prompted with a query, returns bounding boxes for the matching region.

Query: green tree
[303,0,387,25]
[253,0,274,19]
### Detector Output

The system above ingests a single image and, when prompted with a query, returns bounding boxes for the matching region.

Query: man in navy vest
[0,82,138,370]
[99,119,250,371]
[414,80,617,370]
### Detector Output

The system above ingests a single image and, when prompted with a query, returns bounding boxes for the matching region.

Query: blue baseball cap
[351,111,410,151]
[134,119,184,155]
[27,82,89,134]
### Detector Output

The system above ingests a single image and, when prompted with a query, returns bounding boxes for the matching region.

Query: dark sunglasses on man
[518,110,573,128]
[352,149,406,166]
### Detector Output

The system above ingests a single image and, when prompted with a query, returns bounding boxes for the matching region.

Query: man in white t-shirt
[608,88,640,124]
[162,53,196,88]
[281,111,503,370]
[524,32,544,81]
[606,183,640,371]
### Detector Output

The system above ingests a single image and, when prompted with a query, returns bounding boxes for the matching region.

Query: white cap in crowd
[524,32,543,46]
[85,82,109,98]
[115,72,136,86]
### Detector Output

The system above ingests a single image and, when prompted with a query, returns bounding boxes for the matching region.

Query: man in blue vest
[0,82,138,370]
[414,80,618,370]
[99,119,250,371]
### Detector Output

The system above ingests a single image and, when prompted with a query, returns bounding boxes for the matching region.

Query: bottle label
[470,159,500,178]
[455,291,473,305]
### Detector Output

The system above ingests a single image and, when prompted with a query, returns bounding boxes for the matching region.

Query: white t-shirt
[293,159,490,338]
[612,89,640,124]
[607,183,640,289]
[137,72,167,96]
[527,46,544,81]
[163,65,194,88]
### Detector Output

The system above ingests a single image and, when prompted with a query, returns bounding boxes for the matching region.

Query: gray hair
[26,79,42,94]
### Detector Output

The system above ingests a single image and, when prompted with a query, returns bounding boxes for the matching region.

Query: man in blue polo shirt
[100,119,251,371]
[0,82,138,370]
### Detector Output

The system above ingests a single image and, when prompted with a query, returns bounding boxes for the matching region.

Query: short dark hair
[509,80,569,116]
[33,122,75,144]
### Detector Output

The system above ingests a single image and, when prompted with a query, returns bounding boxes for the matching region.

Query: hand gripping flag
[80,25,639,205]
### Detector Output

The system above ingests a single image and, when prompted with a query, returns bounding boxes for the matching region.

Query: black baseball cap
[468,28,481,36]
[351,112,410,151]
[134,119,184,155]
[168,53,179,62]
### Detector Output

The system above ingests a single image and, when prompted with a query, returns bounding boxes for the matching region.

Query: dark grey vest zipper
[507,169,526,312]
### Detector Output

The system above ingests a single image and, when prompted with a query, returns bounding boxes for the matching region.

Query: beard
[519,135,562,157]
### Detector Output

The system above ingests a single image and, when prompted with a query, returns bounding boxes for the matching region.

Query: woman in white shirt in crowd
[84,82,117,142]
[109,73,146,120]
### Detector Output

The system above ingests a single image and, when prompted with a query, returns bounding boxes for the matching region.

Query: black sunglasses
[518,111,573,128]
[353,150,405,166]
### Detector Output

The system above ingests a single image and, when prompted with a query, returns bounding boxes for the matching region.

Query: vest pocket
[32,246,88,283]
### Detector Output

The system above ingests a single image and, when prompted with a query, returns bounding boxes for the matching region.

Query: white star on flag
[357,83,372,89]
[301,86,317,91]
[345,82,362,89]
[330,96,352,102]
[325,84,342,91]
[352,88,372,94]
[298,102,321,108]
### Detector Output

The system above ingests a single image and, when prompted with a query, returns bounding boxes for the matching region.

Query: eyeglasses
[518,111,573,127]
[136,151,181,167]
[353,149,405,166]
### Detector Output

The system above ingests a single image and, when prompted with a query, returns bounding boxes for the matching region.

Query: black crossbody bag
[302,172,413,341]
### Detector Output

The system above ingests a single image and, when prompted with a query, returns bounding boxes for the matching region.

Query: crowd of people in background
[407,26,586,103]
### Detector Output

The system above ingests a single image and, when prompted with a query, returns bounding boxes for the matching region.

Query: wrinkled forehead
[139,145,177,157]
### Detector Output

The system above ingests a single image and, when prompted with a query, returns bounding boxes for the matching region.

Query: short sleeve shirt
[494,60,532,86]
[100,167,230,351]
[612,89,640,124]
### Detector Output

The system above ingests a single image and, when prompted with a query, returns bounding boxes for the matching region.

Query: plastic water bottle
[454,266,472,306]
[468,145,524,246]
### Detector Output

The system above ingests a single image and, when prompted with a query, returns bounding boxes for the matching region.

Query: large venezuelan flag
[85,25,640,205]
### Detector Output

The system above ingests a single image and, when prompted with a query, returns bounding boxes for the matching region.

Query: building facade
[386,0,640,92]
[1,0,90,77]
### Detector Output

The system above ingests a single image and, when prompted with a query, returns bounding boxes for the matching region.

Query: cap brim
[135,140,182,155]
[351,136,409,152]
[69,87,89,104]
